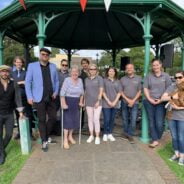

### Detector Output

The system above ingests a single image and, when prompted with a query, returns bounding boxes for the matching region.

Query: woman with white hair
[60,65,84,149]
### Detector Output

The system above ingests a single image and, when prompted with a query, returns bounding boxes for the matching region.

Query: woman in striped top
[60,65,84,149]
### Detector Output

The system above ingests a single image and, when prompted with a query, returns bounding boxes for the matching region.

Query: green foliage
[3,37,36,66]
[51,47,60,57]
[0,141,30,184]
[158,142,184,183]
[99,38,183,77]
[99,47,154,76]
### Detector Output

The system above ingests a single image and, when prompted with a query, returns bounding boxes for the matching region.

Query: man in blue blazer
[25,48,59,152]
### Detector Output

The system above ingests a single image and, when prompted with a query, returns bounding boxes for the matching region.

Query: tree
[51,47,60,57]
[99,47,154,76]
[3,37,36,66]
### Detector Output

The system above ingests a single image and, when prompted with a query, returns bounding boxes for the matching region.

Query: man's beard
[0,75,9,80]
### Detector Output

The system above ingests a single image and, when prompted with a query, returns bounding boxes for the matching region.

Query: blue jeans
[143,99,166,141]
[121,101,138,136]
[102,108,118,134]
[169,120,184,154]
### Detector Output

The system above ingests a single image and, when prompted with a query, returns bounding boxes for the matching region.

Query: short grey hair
[69,65,81,75]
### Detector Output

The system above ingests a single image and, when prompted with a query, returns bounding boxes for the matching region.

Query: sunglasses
[89,68,97,71]
[175,76,183,80]
[62,64,68,67]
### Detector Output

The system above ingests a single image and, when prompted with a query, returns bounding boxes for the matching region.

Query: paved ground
[13,133,172,184]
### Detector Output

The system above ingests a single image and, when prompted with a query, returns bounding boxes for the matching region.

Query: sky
[0,0,183,59]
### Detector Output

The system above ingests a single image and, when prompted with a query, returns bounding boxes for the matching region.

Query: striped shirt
[60,77,84,97]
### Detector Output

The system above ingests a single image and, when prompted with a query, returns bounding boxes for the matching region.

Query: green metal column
[140,12,153,143]
[0,31,4,65]
[36,12,46,49]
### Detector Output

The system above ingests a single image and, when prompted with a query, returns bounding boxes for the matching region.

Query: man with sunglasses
[80,58,90,129]
[25,48,59,152]
[59,59,69,89]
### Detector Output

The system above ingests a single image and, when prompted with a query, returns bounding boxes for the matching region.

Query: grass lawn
[0,141,30,184]
[158,142,184,184]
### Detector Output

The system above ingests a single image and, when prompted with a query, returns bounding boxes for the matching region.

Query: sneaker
[86,135,94,143]
[103,134,108,142]
[178,157,184,166]
[169,154,179,162]
[107,134,116,142]
[128,136,135,144]
[47,137,57,144]
[95,137,100,145]
[42,142,48,152]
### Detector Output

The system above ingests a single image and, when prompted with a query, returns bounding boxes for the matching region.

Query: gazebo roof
[0,0,184,49]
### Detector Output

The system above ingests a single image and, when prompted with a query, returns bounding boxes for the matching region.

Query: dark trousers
[0,113,14,155]
[81,108,85,128]
[169,120,184,154]
[102,108,118,134]
[143,99,166,141]
[121,101,138,136]
[35,99,57,142]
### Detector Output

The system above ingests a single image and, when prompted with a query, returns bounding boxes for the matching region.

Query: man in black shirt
[25,48,59,152]
[0,65,23,165]
[80,58,90,128]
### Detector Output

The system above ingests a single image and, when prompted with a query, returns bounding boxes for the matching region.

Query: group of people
[0,47,184,166]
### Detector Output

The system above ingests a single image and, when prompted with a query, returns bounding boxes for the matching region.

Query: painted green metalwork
[0,0,184,144]
[141,12,153,143]
[0,0,184,49]
[0,30,5,65]
[19,118,32,155]
[36,12,46,49]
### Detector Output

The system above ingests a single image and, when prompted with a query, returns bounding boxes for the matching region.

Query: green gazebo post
[0,30,4,65]
[140,12,153,143]
[36,12,46,49]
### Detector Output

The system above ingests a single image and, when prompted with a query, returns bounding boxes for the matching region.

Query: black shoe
[0,153,5,165]
[121,133,129,141]
[42,142,48,152]
[128,136,135,144]
[14,133,20,140]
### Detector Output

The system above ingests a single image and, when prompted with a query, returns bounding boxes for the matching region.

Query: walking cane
[79,107,82,145]
[61,108,64,149]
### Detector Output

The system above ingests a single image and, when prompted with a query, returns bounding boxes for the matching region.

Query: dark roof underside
[0,1,183,49]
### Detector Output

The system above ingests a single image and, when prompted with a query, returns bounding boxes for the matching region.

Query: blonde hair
[89,64,99,77]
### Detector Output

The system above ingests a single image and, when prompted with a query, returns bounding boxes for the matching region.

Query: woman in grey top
[60,66,84,149]
[102,67,121,142]
[161,71,184,166]
[143,58,172,148]
[85,64,103,145]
